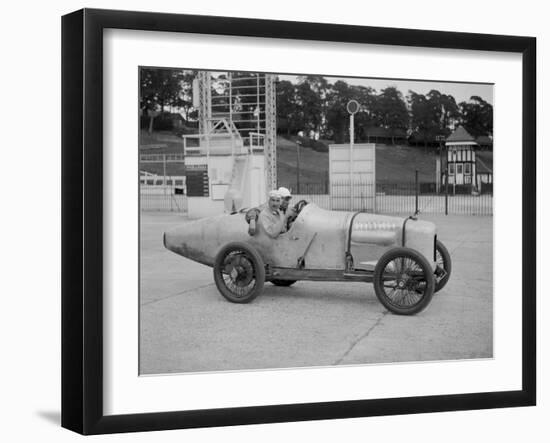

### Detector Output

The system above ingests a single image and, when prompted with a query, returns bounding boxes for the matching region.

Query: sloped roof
[476,151,493,174]
[446,126,476,143]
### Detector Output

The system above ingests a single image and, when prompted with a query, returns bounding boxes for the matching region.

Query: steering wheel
[293,199,309,215]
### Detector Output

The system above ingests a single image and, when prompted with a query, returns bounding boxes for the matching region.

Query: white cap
[278,187,292,198]
[268,190,281,199]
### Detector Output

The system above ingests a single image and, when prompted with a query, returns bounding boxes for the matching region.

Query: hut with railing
[440,126,493,194]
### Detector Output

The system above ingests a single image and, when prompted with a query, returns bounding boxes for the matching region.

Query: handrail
[140,153,185,162]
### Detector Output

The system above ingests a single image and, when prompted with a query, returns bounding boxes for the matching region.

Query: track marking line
[333,311,389,365]
[141,283,215,306]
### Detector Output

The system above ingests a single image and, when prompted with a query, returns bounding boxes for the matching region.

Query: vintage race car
[163,201,451,315]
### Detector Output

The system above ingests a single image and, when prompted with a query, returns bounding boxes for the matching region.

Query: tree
[324,82,377,143]
[276,80,298,135]
[173,71,196,121]
[140,68,187,133]
[352,85,377,141]
[459,96,493,137]
[408,89,460,149]
[295,80,324,134]
[408,91,432,148]
[325,81,355,143]
[434,91,460,132]
[299,75,330,134]
[424,90,459,136]
[370,87,409,144]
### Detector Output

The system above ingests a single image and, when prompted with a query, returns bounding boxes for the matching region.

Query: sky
[278,74,494,105]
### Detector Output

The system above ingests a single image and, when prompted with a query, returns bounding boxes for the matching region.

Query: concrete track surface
[140,212,492,374]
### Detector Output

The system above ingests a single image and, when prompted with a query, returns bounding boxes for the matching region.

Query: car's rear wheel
[213,242,265,303]
[373,247,435,315]
[434,240,452,293]
[270,279,297,287]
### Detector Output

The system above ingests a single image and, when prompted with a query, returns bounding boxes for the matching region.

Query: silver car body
[164,204,437,272]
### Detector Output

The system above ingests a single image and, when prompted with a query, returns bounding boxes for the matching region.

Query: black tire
[213,242,265,303]
[373,247,435,315]
[270,279,297,287]
[434,240,452,293]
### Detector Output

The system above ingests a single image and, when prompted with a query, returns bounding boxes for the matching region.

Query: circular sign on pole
[346,99,360,115]
[346,100,360,209]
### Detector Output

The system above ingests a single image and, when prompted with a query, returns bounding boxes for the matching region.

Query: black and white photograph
[139,68,494,375]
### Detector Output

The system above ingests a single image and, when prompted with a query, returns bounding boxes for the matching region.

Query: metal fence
[374,181,493,215]
[139,179,492,216]
[140,186,188,212]
[281,180,493,216]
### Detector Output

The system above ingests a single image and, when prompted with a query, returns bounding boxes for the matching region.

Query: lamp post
[296,140,301,194]
[452,149,457,196]
[435,135,446,193]
[346,100,360,209]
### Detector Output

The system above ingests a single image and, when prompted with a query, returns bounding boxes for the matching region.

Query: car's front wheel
[373,247,435,315]
[213,242,265,303]
[434,240,452,293]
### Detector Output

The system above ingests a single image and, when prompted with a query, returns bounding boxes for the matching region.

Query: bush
[140,112,188,131]
[311,140,328,152]
[140,114,173,131]
[294,136,328,152]
[295,135,312,147]
[173,122,199,137]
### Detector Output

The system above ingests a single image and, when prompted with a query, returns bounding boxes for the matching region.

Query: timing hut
[443,126,493,193]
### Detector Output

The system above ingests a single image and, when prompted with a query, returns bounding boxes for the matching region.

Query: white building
[442,126,493,193]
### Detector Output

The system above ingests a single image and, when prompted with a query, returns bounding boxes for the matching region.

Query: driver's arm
[284,206,297,229]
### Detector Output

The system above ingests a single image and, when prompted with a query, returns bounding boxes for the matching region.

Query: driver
[258,190,287,238]
[246,188,297,235]
[278,187,297,229]
[278,187,292,214]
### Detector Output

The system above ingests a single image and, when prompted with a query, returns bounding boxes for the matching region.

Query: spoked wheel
[373,247,435,315]
[270,279,297,287]
[213,242,265,303]
[434,240,452,293]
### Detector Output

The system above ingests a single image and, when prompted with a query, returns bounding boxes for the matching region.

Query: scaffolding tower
[195,71,277,191]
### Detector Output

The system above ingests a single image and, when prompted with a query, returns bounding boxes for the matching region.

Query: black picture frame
[61,8,536,435]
